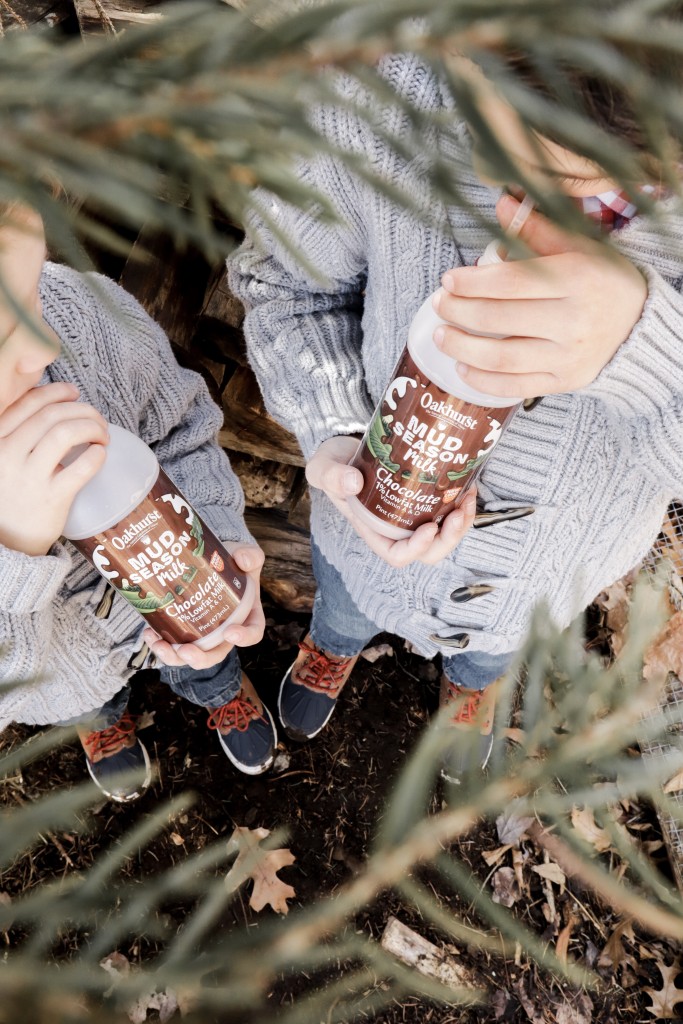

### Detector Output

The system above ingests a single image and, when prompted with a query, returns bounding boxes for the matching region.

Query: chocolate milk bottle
[347,196,534,539]
[63,424,255,649]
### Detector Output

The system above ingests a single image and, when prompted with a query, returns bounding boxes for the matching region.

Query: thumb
[497,193,594,257]
[230,544,265,574]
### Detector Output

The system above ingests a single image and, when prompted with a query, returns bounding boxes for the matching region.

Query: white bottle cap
[63,423,159,540]
[480,240,505,265]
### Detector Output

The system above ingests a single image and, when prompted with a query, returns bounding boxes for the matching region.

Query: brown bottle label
[350,351,518,532]
[74,469,249,646]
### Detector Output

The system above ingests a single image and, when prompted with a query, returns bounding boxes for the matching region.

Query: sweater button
[450,584,496,603]
[429,631,470,649]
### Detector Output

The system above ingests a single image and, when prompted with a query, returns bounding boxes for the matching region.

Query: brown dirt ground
[0,601,681,1023]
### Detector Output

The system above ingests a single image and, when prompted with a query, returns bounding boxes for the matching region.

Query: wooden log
[119,226,210,351]
[203,268,246,330]
[380,916,481,992]
[0,1,72,30]
[220,366,304,467]
[288,473,311,529]
[230,452,298,509]
[73,0,163,34]
[197,271,248,369]
[245,508,314,612]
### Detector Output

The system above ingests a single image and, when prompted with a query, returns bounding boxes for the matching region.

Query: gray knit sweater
[0,262,251,728]
[228,53,683,660]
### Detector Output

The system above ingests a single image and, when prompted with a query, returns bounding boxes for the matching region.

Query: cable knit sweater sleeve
[227,84,376,460]
[583,265,683,492]
[86,272,253,548]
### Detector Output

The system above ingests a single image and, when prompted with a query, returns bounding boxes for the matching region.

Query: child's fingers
[177,640,233,668]
[145,635,186,667]
[230,543,265,574]
[419,489,477,565]
[31,415,110,477]
[223,600,265,648]
[306,436,363,498]
[0,381,79,437]
[54,442,107,498]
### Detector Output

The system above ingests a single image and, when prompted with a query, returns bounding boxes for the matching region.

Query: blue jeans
[310,543,511,690]
[59,649,242,730]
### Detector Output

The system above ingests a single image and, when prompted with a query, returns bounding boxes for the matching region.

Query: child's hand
[432,193,648,399]
[306,435,477,567]
[142,544,266,669]
[0,382,109,556]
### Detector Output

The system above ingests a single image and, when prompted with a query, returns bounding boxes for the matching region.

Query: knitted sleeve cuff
[0,542,72,614]
[294,402,375,462]
[582,268,683,417]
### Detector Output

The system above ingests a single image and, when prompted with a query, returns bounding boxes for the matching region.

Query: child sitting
[0,204,275,801]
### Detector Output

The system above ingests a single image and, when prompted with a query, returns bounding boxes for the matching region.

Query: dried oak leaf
[645,959,683,1019]
[596,578,631,657]
[225,826,296,915]
[570,806,612,854]
[644,610,683,682]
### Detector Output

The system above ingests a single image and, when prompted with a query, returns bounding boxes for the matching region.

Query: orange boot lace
[79,712,137,764]
[294,641,354,698]
[207,696,261,735]
[446,683,495,733]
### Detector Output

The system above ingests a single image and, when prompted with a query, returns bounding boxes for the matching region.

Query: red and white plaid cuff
[578,189,639,232]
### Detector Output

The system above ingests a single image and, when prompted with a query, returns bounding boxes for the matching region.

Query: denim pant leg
[158,648,242,710]
[442,650,515,691]
[309,542,378,657]
[55,684,132,730]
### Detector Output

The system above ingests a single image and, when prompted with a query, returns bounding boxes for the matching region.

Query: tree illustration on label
[446,417,503,481]
[366,409,400,473]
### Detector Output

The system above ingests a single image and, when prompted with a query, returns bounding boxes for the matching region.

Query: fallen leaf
[513,976,545,1024]
[598,918,636,972]
[644,610,683,682]
[596,579,631,657]
[491,988,510,1020]
[496,807,535,846]
[272,751,291,773]
[136,710,156,731]
[127,989,179,1024]
[645,959,683,1019]
[664,768,683,794]
[491,867,520,907]
[570,806,612,854]
[360,643,394,663]
[100,952,131,982]
[554,992,594,1024]
[482,844,512,867]
[225,826,296,915]
[556,914,577,963]
[532,862,566,887]
[512,847,527,895]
